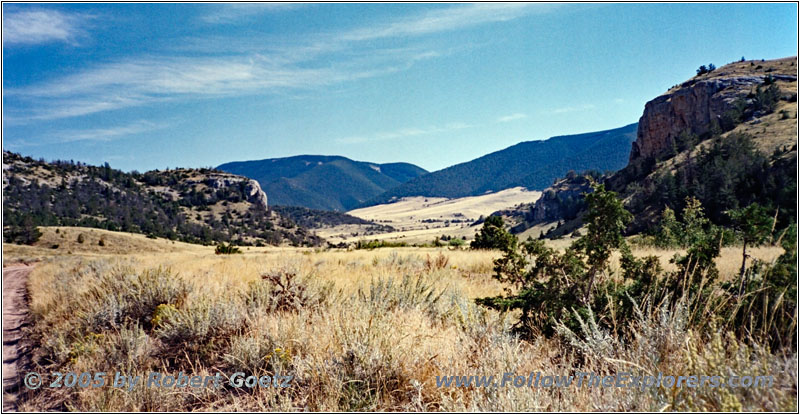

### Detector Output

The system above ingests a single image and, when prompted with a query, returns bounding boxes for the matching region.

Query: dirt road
[3,264,34,411]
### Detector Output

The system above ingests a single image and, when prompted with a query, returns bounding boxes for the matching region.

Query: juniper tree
[572,183,632,303]
[471,215,516,251]
[728,203,773,295]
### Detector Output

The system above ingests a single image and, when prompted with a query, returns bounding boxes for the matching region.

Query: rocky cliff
[488,173,594,234]
[630,58,797,163]
[187,174,268,210]
[529,175,592,224]
[502,57,798,237]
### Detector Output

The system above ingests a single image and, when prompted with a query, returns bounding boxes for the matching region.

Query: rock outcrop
[490,174,593,233]
[188,174,269,210]
[530,175,592,224]
[244,179,269,210]
[630,73,797,163]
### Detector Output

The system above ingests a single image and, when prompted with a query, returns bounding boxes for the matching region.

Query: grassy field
[5,228,795,411]
[332,187,542,244]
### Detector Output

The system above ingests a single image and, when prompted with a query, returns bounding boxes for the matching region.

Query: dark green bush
[215,243,241,254]
[471,216,516,251]
[4,216,41,245]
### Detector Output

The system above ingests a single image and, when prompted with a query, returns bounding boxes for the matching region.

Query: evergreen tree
[470,216,516,251]
[728,203,773,295]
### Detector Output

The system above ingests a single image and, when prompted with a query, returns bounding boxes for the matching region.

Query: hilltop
[2,152,322,247]
[509,57,798,237]
[362,123,637,206]
[217,155,428,211]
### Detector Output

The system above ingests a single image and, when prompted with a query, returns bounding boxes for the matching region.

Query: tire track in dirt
[3,264,34,411]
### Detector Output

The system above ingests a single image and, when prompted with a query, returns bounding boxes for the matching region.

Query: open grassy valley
[4,55,798,411]
[3,228,792,411]
[3,3,798,411]
[333,187,542,244]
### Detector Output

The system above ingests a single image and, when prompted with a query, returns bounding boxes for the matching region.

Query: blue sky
[2,3,797,172]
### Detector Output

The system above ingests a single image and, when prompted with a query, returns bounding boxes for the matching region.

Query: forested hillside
[3,152,321,246]
[218,155,428,211]
[363,123,637,206]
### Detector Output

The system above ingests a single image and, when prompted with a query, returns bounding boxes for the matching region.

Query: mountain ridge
[217,155,428,211]
[360,123,637,207]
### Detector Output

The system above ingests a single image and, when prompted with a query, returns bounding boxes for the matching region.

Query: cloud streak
[497,113,527,123]
[2,8,92,46]
[6,50,438,122]
[199,3,303,24]
[336,122,472,144]
[339,3,557,42]
[549,104,596,114]
[7,4,559,122]
[4,120,172,148]
[55,120,171,143]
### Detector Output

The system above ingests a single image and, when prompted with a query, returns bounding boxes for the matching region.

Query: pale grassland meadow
[5,227,795,411]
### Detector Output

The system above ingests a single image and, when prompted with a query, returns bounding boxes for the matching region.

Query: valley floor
[329,187,542,244]
[2,227,794,411]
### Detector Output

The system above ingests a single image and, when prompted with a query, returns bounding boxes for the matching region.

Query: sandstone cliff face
[630,74,796,163]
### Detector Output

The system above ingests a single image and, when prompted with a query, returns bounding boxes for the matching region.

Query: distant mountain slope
[362,123,637,206]
[217,155,428,211]
[271,205,384,229]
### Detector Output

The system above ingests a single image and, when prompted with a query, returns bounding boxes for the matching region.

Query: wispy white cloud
[55,120,171,143]
[2,8,92,46]
[199,3,303,24]
[549,104,596,114]
[337,122,472,144]
[4,120,171,148]
[6,50,435,122]
[7,4,561,122]
[339,3,557,42]
[497,113,527,123]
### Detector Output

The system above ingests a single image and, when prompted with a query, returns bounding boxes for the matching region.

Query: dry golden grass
[3,226,208,263]
[341,187,542,244]
[668,56,796,92]
[12,228,796,411]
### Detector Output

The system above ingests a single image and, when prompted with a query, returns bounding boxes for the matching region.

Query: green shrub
[354,240,407,250]
[477,184,633,336]
[753,82,781,113]
[448,237,465,247]
[727,223,797,349]
[215,242,241,254]
[727,203,774,294]
[4,216,41,245]
[470,216,516,251]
